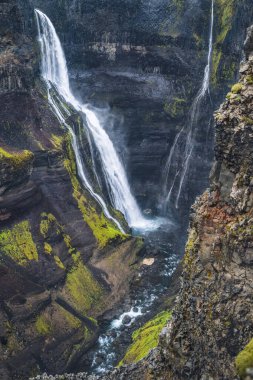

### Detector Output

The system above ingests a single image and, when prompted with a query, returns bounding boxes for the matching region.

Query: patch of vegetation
[242,117,253,126]
[57,304,82,330]
[51,133,66,150]
[118,311,171,366]
[0,221,38,266]
[235,338,253,379]
[40,213,61,238]
[0,147,33,169]
[231,83,243,94]
[63,135,126,248]
[44,242,53,255]
[66,261,104,313]
[184,228,198,271]
[54,255,65,269]
[35,314,52,336]
[246,75,253,85]
[211,0,236,84]
[164,97,186,118]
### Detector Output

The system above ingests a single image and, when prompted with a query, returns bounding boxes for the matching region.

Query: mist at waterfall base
[35,8,168,235]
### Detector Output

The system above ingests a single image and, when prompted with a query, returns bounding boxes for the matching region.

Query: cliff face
[0,2,142,379]
[29,0,253,219]
[1,1,253,380]
[161,25,253,380]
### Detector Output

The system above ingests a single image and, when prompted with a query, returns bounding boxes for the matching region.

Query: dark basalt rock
[1,1,253,380]
[31,0,253,225]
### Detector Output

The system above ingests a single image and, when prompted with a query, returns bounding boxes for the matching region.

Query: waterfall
[163,0,214,211]
[35,9,157,230]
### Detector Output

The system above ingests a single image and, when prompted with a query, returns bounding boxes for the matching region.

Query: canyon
[0,1,252,380]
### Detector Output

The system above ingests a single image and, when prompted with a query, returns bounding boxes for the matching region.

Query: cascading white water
[35,9,159,230]
[84,108,148,227]
[163,0,214,211]
[35,9,124,232]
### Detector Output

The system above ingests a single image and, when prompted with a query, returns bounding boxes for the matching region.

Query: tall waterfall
[35,9,155,230]
[163,0,214,211]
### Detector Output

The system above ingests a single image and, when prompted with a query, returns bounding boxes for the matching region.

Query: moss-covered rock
[231,82,243,94]
[235,339,253,379]
[65,261,104,314]
[118,311,171,366]
[63,134,127,248]
[0,220,38,266]
[0,146,34,189]
[211,0,236,84]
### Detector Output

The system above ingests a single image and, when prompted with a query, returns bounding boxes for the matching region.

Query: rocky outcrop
[158,24,253,380]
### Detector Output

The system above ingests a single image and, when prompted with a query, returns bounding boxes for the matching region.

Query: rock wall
[161,25,253,379]
[0,2,143,379]
[30,0,253,222]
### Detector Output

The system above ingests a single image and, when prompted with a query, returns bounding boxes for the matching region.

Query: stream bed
[85,219,183,374]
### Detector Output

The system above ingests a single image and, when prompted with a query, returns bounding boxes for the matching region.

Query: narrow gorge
[0,1,252,380]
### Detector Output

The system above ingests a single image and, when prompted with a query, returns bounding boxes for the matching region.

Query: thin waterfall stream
[162,0,214,212]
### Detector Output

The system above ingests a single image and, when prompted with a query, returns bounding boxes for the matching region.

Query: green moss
[51,134,66,150]
[212,49,222,84]
[226,219,253,240]
[246,75,253,85]
[184,228,198,271]
[54,255,65,269]
[44,242,52,255]
[35,315,52,336]
[231,83,243,94]
[119,311,171,366]
[40,213,61,238]
[164,97,186,118]
[211,0,236,84]
[57,304,82,329]
[235,338,253,379]
[63,135,126,248]
[242,117,253,126]
[0,221,38,266]
[40,212,83,269]
[66,261,104,313]
[0,147,33,169]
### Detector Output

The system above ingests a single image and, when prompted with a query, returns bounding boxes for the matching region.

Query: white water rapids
[163,0,214,211]
[35,9,162,231]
